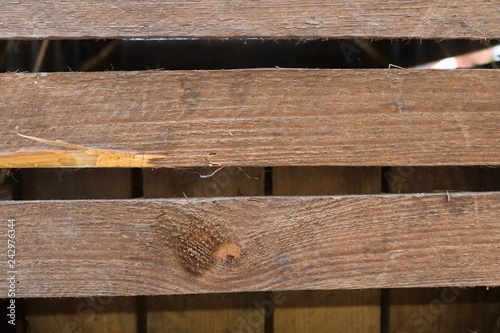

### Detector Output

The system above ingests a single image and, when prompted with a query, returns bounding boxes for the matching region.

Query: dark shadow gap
[1,39,498,72]
[15,166,500,200]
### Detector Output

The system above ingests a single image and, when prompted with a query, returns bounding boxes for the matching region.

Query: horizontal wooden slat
[0,1,499,39]
[2,192,500,297]
[1,70,499,167]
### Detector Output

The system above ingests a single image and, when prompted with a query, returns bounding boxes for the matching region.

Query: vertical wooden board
[389,288,500,333]
[143,167,264,198]
[21,168,137,333]
[272,166,381,333]
[148,293,269,333]
[26,297,137,333]
[384,166,500,193]
[20,168,133,199]
[0,169,12,200]
[274,290,380,333]
[387,166,500,333]
[143,167,266,333]
[273,167,381,196]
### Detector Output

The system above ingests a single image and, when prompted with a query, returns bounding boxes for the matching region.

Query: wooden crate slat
[1,70,499,168]
[1,0,499,39]
[143,167,267,332]
[3,192,500,297]
[21,169,138,332]
[386,166,500,333]
[272,167,382,332]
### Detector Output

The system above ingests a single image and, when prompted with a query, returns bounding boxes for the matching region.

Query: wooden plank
[148,293,268,333]
[385,166,500,333]
[21,168,137,333]
[389,287,500,333]
[143,167,264,198]
[20,168,134,199]
[1,0,498,39]
[274,290,381,333]
[272,167,381,332]
[0,170,12,200]
[1,70,499,168]
[385,166,500,194]
[143,167,265,332]
[2,192,499,297]
[272,167,381,196]
[25,297,137,333]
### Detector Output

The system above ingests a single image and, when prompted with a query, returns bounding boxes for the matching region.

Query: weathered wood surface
[1,0,498,39]
[385,166,500,333]
[143,167,265,198]
[1,70,499,168]
[21,169,138,332]
[2,192,499,297]
[389,287,500,333]
[274,290,381,333]
[143,166,266,332]
[272,166,381,333]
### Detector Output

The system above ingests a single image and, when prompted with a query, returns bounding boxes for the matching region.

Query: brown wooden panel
[274,290,381,333]
[0,169,12,200]
[386,166,500,333]
[143,166,266,332]
[26,297,136,333]
[1,193,499,297]
[148,293,268,333]
[272,166,381,332]
[1,70,499,168]
[384,166,500,194]
[389,288,500,333]
[20,168,133,199]
[143,167,264,198]
[273,167,381,196]
[0,0,498,39]
[21,168,137,333]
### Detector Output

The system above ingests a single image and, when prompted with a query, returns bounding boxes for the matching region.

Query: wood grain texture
[385,166,500,194]
[0,170,12,200]
[272,167,381,332]
[386,166,500,333]
[2,192,499,297]
[143,167,265,198]
[1,70,499,168]
[26,297,137,333]
[143,167,266,332]
[388,287,500,333]
[273,167,381,196]
[148,293,267,333]
[274,290,381,333]
[20,168,134,200]
[22,169,137,333]
[0,0,498,39]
